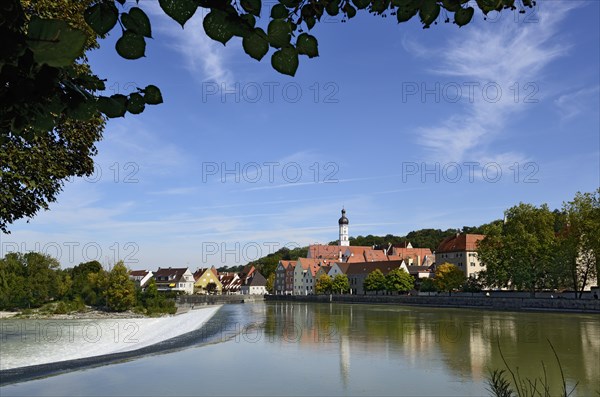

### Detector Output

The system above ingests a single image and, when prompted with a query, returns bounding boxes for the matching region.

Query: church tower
[338,208,349,247]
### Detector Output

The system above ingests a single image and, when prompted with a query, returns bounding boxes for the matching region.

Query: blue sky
[2,0,599,270]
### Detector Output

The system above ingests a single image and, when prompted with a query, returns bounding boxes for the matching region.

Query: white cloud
[414,2,580,165]
[144,3,235,86]
[554,85,600,120]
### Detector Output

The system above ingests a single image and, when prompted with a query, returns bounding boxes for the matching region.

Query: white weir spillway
[0,306,221,370]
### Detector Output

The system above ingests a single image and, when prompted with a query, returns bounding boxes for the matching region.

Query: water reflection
[263,302,599,396]
[1,303,598,396]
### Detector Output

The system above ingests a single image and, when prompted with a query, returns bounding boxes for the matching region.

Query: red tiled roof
[386,255,404,261]
[363,249,388,262]
[308,244,340,259]
[344,246,372,256]
[392,247,433,265]
[298,257,325,269]
[279,260,296,269]
[437,234,485,253]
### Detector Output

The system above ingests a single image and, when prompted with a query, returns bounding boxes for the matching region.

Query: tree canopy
[385,268,414,293]
[315,273,333,294]
[478,203,558,293]
[331,273,350,294]
[364,269,386,293]
[434,262,465,293]
[1,0,536,232]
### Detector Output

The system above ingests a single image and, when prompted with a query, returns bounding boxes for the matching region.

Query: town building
[240,271,267,295]
[193,267,223,294]
[274,260,295,295]
[345,260,410,295]
[153,267,195,294]
[436,233,486,278]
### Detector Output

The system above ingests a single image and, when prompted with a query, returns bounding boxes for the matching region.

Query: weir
[0,306,229,385]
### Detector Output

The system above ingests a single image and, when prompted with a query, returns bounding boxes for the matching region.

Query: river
[0,302,598,396]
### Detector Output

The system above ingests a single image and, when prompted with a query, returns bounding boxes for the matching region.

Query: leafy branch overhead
[0,0,534,233]
[98,0,534,78]
[2,0,536,132]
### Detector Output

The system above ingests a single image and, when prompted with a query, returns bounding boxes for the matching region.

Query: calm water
[1,302,598,396]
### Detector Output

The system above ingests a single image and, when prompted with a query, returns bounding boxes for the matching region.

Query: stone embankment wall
[265,294,600,313]
[176,294,264,307]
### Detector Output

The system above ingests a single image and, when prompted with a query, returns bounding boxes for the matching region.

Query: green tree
[385,268,414,294]
[0,252,61,309]
[139,278,176,315]
[315,273,333,294]
[462,276,483,293]
[434,263,466,294]
[69,260,104,305]
[265,273,275,294]
[363,269,386,294]
[1,0,533,232]
[478,203,558,295]
[0,253,29,309]
[205,281,218,295]
[559,190,600,297]
[331,274,350,294]
[419,277,437,293]
[105,261,135,312]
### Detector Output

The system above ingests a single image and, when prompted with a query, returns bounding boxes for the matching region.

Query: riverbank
[266,294,600,313]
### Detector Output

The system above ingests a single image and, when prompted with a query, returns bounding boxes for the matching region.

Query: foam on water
[0,306,221,370]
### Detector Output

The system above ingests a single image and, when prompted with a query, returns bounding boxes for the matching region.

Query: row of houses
[129,265,268,295]
[274,229,486,295]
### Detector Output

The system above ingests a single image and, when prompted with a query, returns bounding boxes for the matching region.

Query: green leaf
[304,15,316,29]
[84,2,118,36]
[454,6,474,26]
[240,13,256,28]
[68,99,96,120]
[371,0,390,13]
[419,0,440,26]
[158,0,198,27]
[271,47,299,76]
[241,0,261,16]
[476,0,502,14]
[397,5,418,22]
[268,19,291,49]
[26,17,87,67]
[352,0,371,10]
[127,93,146,114]
[143,85,163,105]
[441,0,462,12]
[296,33,318,58]
[97,95,127,118]
[326,0,340,16]
[271,4,289,19]
[242,28,269,61]
[343,3,357,18]
[203,10,235,45]
[32,112,55,131]
[280,0,301,6]
[121,7,152,38]
[115,31,146,59]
